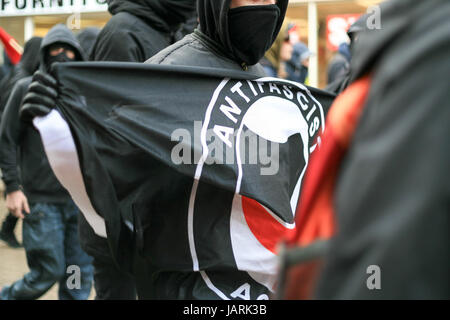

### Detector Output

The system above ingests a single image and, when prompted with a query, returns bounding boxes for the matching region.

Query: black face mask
[46,51,75,73]
[228,4,280,66]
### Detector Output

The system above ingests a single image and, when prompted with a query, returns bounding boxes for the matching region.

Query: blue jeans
[1,201,93,300]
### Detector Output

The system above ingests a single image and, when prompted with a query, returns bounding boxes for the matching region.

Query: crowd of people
[0,0,448,300]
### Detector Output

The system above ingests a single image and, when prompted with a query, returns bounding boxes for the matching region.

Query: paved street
[0,182,94,300]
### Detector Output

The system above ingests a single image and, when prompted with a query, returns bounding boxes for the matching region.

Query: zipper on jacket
[241,62,248,71]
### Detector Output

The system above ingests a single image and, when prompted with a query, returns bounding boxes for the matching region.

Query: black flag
[33,62,335,295]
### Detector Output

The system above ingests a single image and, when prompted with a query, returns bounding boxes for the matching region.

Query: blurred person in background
[0,36,42,249]
[90,0,197,62]
[284,40,312,84]
[326,31,351,85]
[260,18,293,77]
[76,27,101,59]
[281,23,312,84]
[0,37,42,118]
[0,24,93,300]
[325,14,367,95]
[0,52,14,82]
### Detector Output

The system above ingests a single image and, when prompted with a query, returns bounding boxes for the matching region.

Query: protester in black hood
[148,0,288,74]
[83,0,197,301]
[198,0,287,66]
[138,0,291,299]
[108,0,196,32]
[0,24,93,300]
[39,24,85,73]
[90,0,196,62]
[0,37,42,249]
[325,14,369,95]
[0,37,42,116]
[76,27,100,59]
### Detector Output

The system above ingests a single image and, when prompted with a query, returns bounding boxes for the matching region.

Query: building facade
[0,0,382,89]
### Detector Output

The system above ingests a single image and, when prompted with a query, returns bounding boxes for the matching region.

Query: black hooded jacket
[90,0,196,62]
[0,37,42,118]
[0,24,85,203]
[76,27,101,58]
[315,0,450,299]
[147,0,288,74]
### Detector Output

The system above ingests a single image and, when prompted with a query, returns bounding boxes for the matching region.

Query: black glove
[20,70,58,122]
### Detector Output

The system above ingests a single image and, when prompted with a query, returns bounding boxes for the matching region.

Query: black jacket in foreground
[315,0,450,299]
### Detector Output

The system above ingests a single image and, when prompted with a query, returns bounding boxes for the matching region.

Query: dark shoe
[0,230,22,248]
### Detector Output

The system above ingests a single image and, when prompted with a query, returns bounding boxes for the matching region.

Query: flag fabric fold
[35,62,335,292]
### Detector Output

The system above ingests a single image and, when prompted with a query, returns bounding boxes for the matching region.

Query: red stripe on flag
[242,196,295,254]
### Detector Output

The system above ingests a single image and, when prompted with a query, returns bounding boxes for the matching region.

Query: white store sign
[0,0,107,16]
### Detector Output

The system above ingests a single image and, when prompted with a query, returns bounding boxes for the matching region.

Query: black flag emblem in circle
[189,77,326,291]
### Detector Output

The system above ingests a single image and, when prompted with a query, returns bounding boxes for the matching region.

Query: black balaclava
[198,0,288,66]
[39,24,86,74]
[228,4,280,66]
[45,43,77,73]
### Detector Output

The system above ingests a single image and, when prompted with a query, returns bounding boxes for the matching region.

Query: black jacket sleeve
[0,78,29,194]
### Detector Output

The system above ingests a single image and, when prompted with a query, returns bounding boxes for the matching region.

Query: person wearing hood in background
[284,41,313,84]
[0,51,14,82]
[259,18,292,77]
[0,36,42,249]
[325,14,367,95]
[0,24,93,300]
[18,0,289,300]
[83,0,196,300]
[327,40,351,86]
[148,0,287,73]
[76,27,101,59]
[0,37,42,118]
[90,0,197,62]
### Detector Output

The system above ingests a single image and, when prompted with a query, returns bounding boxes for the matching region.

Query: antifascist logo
[187,77,326,292]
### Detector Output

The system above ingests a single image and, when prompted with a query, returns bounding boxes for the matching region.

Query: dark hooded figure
[325,14,368,95]
[0,37,42,250]
[76,27,101,59]
[0,37,42,117]
[0,24,93,301]
[80,0,197,301]
[148,0,288,73]
[90,0,197,62]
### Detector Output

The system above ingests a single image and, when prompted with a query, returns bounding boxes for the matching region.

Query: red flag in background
[0,27,23,65]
